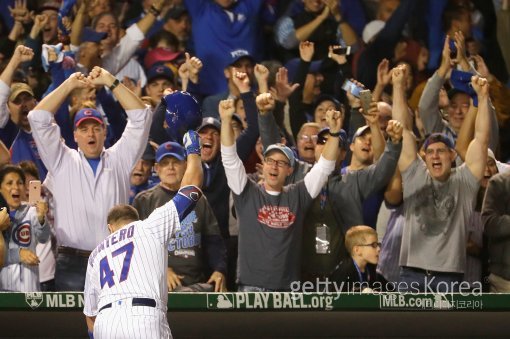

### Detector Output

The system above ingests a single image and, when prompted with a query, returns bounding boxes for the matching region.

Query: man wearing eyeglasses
[219,93,341,291]
[296,123,321,164]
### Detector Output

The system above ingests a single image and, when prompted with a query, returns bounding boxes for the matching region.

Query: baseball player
[83,131,202,339]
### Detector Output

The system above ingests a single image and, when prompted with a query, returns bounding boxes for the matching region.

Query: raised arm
[257,92,281,149]
[356,120,403,200]
[181,130,203,188]
[254,64,269,94]
[303,109,340,198]
[0,45,34,86]
[236,92,260,161]
[373,59,392,103]
[70,0,87,47]
[220,99,248,195]
[220,99,236,148]
[32,72,91,113]
[295,6,330,42]
[88,67,145,110]
[392,64,417,172]
[319,109,342,162]
[168,130,205,224]
[363,101,385,161]
[455,99,477,161]
[464,76,490,180]
[418,37,451,134]
[135,0,167,35]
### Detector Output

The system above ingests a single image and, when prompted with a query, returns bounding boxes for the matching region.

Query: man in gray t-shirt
[392,65,490,292]
[219,94,342,291]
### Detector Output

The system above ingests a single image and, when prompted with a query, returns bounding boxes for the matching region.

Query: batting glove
[183,130,201,155]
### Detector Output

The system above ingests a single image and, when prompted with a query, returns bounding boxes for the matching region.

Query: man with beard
[0,45,47,180]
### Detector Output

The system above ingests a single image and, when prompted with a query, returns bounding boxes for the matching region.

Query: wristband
[109,78,120,91]
[149,5,161,16]
[328,130,342,137]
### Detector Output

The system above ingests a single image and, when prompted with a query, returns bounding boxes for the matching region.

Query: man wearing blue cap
[393,64,491,292]
[220,96,342,291]
[255,92,402,287]
[144,64,175,104]
[28,66,152,291]
[133,141,227,292]
[202,49,255,119]
[183,0,264,96]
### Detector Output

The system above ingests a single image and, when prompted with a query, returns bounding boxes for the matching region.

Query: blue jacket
[10,129,48,181]
[184,0,264,96]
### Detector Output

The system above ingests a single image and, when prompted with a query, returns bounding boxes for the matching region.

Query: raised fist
[183,130,201,155]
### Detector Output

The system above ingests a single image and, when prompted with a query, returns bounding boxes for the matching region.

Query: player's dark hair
[0,164,26,186]
[107,204,139,225]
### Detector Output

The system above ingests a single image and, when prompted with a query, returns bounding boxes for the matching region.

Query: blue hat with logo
[74,108,104,128]
[156,141,186,162]
[147,64,174,84]
[423,133,455,150]
[81,27,107,43]
[263,143,295,167]
[225,49,255,69]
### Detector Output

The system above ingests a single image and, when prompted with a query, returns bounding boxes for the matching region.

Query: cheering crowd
[1,0,510,296]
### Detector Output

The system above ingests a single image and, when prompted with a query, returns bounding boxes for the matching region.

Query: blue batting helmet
[164,91,202,142]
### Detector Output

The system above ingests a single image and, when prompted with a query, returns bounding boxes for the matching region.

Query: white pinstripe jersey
[83,200,180,316]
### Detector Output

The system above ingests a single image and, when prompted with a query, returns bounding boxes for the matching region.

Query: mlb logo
[207,293,234,310]
[25,292,44,309]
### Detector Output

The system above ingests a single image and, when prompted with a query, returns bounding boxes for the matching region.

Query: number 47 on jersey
[99,242,135,289]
